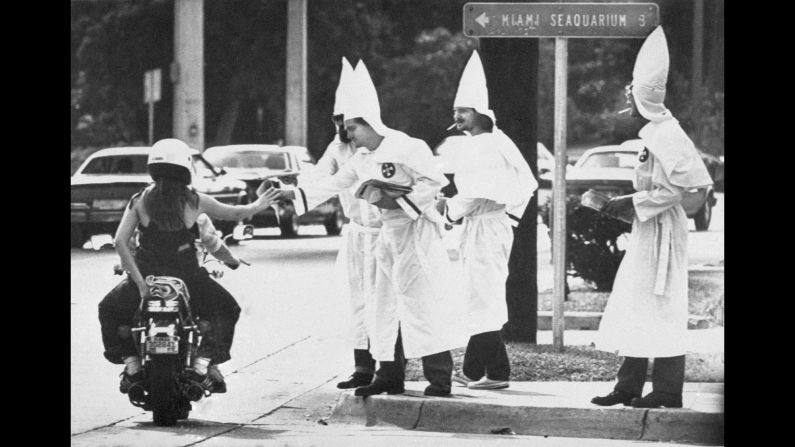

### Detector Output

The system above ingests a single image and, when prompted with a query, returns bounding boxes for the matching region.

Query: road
[71,194,723,444]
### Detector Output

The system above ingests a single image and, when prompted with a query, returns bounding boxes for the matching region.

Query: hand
[254,187,284,208]
[138,286,153,301]
[603,195,635,221]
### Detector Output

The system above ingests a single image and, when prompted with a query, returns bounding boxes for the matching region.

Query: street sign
[144,68,162,104]
[463,2,659,38]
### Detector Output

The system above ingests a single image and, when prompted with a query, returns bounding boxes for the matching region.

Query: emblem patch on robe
[381,162,396,178]
[638,148,649,163]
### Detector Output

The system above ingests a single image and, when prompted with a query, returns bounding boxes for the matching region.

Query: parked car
[565,139,718,231]
[71,146,248,248]
[201,144,346,237]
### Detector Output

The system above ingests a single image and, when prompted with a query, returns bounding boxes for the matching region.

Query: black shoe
[207,365,227,394]
[120,371,146,405]
[354,379,404,396]
[119,371,143,394]
[630,392,683,408]
[424,384,451,397]
[591,390,638,406]
[337,372,374,389]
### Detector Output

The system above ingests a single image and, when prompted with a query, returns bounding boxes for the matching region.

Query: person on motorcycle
[98,138,280,398]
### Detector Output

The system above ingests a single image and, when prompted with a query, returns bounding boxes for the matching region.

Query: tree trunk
[480,37,540,343]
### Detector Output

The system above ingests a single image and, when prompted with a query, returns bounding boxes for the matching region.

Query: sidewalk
[330,381,724,445]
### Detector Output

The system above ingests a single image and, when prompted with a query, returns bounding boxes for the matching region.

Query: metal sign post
[144,68,162,145]
[463,2,658,351]
[552,37,567,352]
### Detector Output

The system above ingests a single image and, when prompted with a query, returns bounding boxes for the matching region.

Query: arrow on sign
[475,12,489,28]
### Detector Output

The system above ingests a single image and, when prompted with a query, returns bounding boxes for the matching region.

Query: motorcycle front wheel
[147,356,182,426]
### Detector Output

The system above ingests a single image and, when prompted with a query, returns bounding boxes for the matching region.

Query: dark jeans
[354,348,376,375]
[375,328,453,391]
[614,355,685,397]
[463,330,510,381]
[98,270,241,365]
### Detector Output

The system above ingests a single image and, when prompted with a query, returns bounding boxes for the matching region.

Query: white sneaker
[467,377,509,390]
[452,372,472,387]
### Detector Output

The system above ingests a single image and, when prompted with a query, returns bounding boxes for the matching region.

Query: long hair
[142,178,199,230]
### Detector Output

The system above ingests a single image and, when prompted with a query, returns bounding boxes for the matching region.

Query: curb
[330,384,724,445]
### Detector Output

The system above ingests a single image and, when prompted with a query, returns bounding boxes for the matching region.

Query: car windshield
[578,152,638,169]
[81,154,149,174]
[204,150,288,170]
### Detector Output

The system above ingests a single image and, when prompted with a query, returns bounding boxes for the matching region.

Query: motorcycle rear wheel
[148,357,182,426]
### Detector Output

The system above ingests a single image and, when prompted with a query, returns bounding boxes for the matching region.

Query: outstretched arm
[198,186,281,222]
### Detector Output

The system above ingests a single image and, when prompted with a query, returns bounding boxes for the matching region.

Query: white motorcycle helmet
[147,138,194,185]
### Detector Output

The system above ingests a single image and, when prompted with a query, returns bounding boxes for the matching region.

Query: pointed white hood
[332,57,354,116]
[631,26,672,122]
[451,50,536,224]
[340,60,391,136]
[630,27,712,190]
[453,50,496,123]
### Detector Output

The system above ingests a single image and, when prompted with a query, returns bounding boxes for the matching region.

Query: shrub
[539,195,631,291]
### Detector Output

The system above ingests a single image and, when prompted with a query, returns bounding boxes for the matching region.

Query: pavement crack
[411,401,425,430]
[250,374,341,423]
[71,413,147,437]
[638,409,649,440]
[230,335,312,374]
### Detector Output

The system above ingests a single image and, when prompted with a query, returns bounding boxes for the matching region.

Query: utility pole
[692,0,704,146]
[285,0,308,147]
[172,0,205,150]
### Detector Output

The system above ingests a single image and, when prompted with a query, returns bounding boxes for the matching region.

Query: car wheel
[71,224,84,248]
[324,209,345,236]
[279,212,300,238]
[694,201,712,231]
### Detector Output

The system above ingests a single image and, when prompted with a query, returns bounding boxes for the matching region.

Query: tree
[480,37,540,343]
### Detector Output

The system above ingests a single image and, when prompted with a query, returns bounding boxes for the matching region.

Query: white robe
[595,119,712,358]
[295,134,467,360]
[446,198,513,335]
[300,137,382,350]
[444,131,536,336]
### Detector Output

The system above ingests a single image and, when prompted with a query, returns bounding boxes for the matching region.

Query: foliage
[378,28,477,149]
[72,0,173,148]
[539,196,631,291]
[71,0,723,159]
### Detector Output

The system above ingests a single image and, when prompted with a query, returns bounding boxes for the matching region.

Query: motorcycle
[114,223,254,426]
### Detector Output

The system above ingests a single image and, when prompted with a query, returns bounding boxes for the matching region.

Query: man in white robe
[591,26,713,409]
[301,58,382,389]
[276,61,465,397]
[442,50,537,391]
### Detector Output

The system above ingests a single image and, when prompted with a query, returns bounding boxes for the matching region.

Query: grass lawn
[404,270,724,382]
[538,271,724,325]
[405,343,723,383]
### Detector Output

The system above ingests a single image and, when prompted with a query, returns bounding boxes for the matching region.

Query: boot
[630,392,683,408]
[354,378,404,397]
[337,372,374,389]
[591,390,638,406]
[424,383,451,397]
